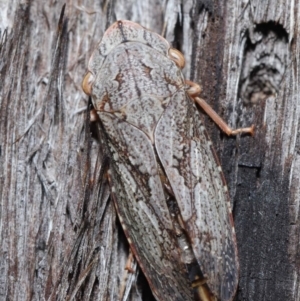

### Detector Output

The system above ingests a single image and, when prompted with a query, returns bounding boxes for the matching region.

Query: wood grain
[0,1,298,300]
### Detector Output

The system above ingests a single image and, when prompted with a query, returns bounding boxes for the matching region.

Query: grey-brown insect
[82,20,253,301]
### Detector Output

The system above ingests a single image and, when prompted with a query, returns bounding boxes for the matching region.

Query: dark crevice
[172,12,184,52]
[239,22,289,104]
[196,0,214,15]
[255,22,288,43]
[238,163,262,178]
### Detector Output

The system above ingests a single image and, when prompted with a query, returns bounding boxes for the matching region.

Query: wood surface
[0,1,298,300]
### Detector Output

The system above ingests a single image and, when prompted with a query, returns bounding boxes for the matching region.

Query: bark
[0,0,298,300]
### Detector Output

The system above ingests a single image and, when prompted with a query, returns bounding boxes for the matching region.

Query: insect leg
[186,80,254,136]
[192,278,216,301]
[90,108,99,122]
[124,250,135,274]
[119,250,137,300]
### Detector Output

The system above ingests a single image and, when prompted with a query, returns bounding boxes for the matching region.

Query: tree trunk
[0,0,298,300]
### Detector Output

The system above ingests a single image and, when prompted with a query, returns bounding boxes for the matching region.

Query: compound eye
[82,72,95,95]
[168,48,185,69]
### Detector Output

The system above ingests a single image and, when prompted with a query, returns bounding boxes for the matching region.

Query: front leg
[186,80,254,136]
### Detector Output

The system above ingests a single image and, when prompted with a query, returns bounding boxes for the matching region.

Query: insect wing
[99,111,194,301]
[155,89,239,301]
[87,20,170,79]
[85,19,239,301]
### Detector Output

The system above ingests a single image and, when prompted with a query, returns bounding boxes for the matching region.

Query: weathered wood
[0,0,298,300]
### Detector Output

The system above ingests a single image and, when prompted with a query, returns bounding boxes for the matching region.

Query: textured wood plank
[190,1,299,300]
[0,0,299,300]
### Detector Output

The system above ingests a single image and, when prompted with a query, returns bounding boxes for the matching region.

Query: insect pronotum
[82,20,254,301]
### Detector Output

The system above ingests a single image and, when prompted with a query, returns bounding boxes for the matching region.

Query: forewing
[155,89,239,301]
[99,111,194,301]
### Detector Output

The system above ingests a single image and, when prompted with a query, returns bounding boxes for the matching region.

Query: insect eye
[82,72,95,96]
[168,48,185,69]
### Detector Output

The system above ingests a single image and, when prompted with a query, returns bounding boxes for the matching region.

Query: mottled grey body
[85,20,238,301]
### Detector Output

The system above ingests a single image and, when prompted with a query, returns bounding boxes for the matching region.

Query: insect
[82,20,254,301]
